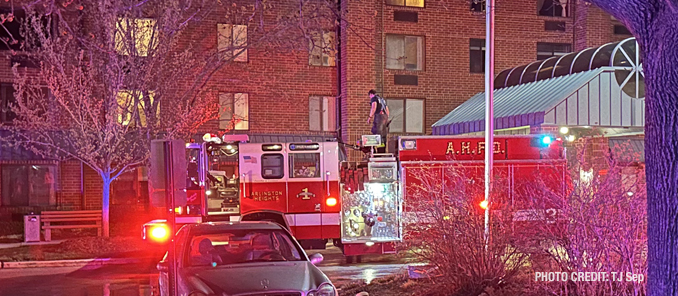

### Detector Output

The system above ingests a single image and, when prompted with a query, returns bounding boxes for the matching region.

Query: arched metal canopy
[434,38,646,136]
[495,37,644,99]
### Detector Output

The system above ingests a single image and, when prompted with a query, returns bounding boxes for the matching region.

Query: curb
[0,257,141,269]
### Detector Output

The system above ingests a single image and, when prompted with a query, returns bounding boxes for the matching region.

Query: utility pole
[484,0,495,253]
[164,142,178,296]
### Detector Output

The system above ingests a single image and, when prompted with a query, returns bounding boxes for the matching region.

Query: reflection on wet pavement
[319,263,412,287]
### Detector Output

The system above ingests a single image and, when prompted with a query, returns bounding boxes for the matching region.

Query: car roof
[186,221,285,232]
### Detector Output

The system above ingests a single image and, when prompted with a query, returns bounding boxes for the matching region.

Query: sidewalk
[0,240,65,249]
[0,235,158,269]
[0,257,142,269]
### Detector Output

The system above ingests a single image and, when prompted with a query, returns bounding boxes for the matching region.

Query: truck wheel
[345,256,354,264]
[356,255,363,263]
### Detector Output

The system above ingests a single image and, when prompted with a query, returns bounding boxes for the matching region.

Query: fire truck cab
[146,135,348,249]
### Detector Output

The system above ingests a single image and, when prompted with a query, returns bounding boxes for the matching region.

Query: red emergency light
[479,200,489,210]
[142,219,171,244]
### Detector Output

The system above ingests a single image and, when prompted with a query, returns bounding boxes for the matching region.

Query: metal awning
[432,67,645,135]
[190,133,337,144]
[247,134,337,144]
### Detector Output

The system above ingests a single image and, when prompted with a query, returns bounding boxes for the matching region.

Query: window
[469,39,485,73]
[112,169,143,205]
[538,0,570,17]
[614,25,632,35]
[217,24,248,62]
[386,98,424,133]
[537,42,571,60]
[117,90,157,127]
[470,0,485,12]
[386,0,424,7]
[309,96,335,132]
[115,18,157,56]
[289,153,320,178]
[0,9,24,51]
[309,31,336,66]
[1,165,57,206]
[261,154,284,179]
[0,84,16,122]
[219,93,249,130]
[544,21,566,32]
[393,11,418,22]
[385,35,424,71]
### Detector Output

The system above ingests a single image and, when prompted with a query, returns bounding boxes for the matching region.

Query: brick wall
[173,1,339,135]
[339,0,626,161]
[341,0,582,157]
[574,1,633,51]
[0,0,628,208]
[58,160,82,210]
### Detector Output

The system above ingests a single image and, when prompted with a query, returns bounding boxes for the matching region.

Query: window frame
[1,164,58,207]
[217,23,248,63]
[116,90,158,128]
[0,83,16,123]
[261,154,284,179]
[0,8,25,52]
[537,0,570,18]
[309,31,336,67]
[219,92,249,131]
[385,34,425,71]
[470,0,485,12]
[469,38,485,73]
[114,17,158,57]
[385,0,425,8]
[385,98,425,134]
[613,24,632,35]
[536,42,572,60]
[288,153,322,179]
[308,95,336,132]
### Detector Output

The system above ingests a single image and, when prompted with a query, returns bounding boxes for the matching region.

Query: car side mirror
[157,261,169,272]
[309,253,324,265]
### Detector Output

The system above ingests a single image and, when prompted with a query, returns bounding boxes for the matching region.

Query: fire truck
[143,133,566,261]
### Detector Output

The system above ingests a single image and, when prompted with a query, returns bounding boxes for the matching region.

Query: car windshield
[187,229,304,266]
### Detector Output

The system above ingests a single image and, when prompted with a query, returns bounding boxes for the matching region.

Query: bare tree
[0,0,347,237]
[401,165,530,296]
[577,1,678,294]
[526,139,647,296]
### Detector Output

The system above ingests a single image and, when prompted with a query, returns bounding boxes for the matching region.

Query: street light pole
[484,0,495,253]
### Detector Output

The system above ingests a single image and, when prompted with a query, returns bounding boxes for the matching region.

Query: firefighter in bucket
[366,90,390,153]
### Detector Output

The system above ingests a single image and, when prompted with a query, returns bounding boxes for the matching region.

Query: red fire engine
[143,133,566,260]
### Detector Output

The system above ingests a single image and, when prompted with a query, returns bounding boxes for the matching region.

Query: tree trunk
[642,12,678,296]
[102,175,111,238]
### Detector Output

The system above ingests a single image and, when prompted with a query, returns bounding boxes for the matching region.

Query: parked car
[157,221,336,296]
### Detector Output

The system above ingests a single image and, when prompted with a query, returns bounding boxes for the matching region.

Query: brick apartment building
[0,0,633,225]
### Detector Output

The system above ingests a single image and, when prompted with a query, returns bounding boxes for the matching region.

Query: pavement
[0,243,419,296]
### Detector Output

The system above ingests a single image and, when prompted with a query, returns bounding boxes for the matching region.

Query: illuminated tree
[580,1,678,294]
[0,0,343,237]
[527,139,647,296]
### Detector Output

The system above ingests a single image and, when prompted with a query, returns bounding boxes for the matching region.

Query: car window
[188,229,304,266]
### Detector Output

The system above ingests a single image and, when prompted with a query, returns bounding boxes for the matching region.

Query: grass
[338,274,439,296]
